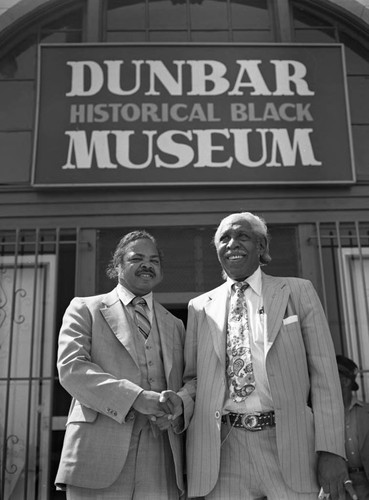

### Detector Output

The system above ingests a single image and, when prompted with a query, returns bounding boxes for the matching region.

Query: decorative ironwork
[0,227,79,500]
[13,288,26,325]
[0,267,7,330]
[5,434,19,475]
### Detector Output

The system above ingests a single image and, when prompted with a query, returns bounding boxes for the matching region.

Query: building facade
[1,0,369,498]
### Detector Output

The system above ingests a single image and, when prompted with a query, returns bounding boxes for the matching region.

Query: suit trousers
[66,415,179,500]
[204,421,318,500]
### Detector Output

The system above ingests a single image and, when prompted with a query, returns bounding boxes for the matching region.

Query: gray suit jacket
[182,273,346,497]
[55,286,191,491]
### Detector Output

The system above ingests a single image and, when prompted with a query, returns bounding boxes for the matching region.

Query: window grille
[312,221,369,401]
[0,228,79,500]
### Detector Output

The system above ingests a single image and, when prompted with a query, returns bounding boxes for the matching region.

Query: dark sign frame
[32,43,356,187]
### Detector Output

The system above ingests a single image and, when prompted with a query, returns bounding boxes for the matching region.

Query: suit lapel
[100,287,139,366]
[204,283,229,367]
[263,274,290,352]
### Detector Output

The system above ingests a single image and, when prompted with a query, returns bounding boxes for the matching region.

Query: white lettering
[65,59,313,97]
[66,61,104,97]
[193,129,232,168]
[230,129,268,167]
[230,102,313,122]
[267,128,321,166]
[271,60,314,96]
[61,128,321,171]
[112,130,156,169]
[229,60,271,96]
[155,131,194,168]
[104,60,144,96]
[61,131,117,169]
[145,60,185,96]
[187,60,229,96]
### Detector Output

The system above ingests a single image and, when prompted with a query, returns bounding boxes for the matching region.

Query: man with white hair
[182,211,349,500]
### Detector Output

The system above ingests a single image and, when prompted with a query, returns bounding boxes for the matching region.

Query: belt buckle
[241,413,261,431]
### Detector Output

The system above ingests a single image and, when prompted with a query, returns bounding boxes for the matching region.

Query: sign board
[32,43,355,186]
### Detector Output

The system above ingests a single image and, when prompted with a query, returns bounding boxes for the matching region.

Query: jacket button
[215,411,220,419]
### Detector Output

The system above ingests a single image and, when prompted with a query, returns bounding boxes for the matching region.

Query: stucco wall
[0,0,21,19]
[328,0,369,24]
[1,0,369,30]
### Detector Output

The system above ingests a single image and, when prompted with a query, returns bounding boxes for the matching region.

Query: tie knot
[132,296,147,307]
[233,281,249,292]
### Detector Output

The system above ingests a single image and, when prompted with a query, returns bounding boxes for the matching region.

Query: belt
[349,467,364,473]
[222,411,275,431]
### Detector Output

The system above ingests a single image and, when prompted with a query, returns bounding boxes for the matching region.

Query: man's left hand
[159,390,183,419]
[317,451,349,500]
[150,414,184,432]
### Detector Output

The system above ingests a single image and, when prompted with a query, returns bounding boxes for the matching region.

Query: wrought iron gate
[0,228,80,500]
[313,221,369,400]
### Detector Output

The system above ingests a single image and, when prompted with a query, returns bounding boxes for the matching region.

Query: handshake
[132,389,184,431]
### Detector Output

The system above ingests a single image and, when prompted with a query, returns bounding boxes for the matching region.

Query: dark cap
[336,354,359,391]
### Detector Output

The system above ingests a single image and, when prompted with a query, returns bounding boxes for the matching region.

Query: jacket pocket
[67,400,98,424]
[283,315,298,326]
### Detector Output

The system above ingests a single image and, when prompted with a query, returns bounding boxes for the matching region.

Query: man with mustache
[55,230,192,499]
[182,212,349,500]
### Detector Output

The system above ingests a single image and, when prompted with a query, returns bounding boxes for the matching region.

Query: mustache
[136,267,156,277]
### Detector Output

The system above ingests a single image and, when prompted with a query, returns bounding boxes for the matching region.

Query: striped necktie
[132,296,151,339]
[226,281,255,402]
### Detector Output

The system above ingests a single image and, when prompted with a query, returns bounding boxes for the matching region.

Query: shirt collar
[349,395,364,411]
[116,283,153,311]
[227,266,262,296]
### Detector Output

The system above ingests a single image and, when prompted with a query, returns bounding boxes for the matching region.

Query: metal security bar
[0,228,80,500]
[312,221,369,401]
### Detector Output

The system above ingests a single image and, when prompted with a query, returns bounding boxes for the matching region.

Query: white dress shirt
[117,283,154,323]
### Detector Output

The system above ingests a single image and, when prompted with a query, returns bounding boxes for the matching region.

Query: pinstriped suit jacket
[55,286,192,491]
[182,273,346,498]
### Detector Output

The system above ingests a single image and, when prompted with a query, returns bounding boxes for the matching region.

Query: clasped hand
[132,389,183,430]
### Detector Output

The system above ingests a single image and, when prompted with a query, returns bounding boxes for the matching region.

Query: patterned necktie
[132,296,151,339]
[226,281,255,402]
